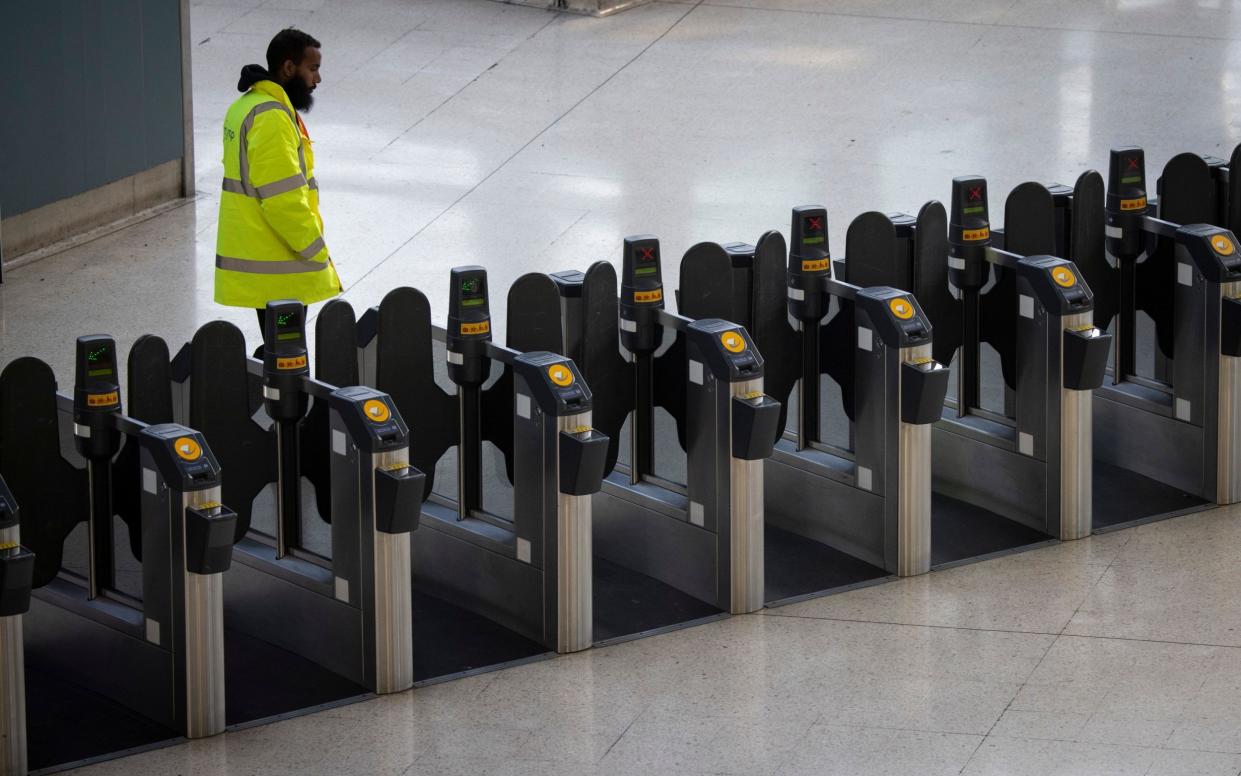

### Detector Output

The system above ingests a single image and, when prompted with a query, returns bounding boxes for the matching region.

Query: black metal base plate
[763,524,888,604]
[412,590,547,682]
[1093,459,1209,531]
[25,666,177,772]
[932,493,1050,567]
[592,556,722,644]
[225,629,367,726]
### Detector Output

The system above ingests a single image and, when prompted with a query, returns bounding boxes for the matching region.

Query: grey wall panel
[0,1,186,217]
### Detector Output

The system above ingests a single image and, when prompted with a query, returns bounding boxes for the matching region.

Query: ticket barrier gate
[347,268,608,657]
[667,216,947,600]
[838,178,1111,552]
[1005,148,1240,514]
[129,304,423,723]
[545,237,781,635]
[0,336,235,772]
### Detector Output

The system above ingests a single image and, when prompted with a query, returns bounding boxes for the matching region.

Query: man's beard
[284,78,314,112]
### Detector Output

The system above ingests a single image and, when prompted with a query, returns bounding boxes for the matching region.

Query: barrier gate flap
[985,182,1066,392]
[659,242,738,451]
[375,286,456,499]
[1070,170,1116,330]
[580,261,633,476]
[480,272,566,484]
[751,230,799,441]
[189,320,276,541]
[112,334,175,561]
[297,299,360,524]
[1143,153,1219,360]
[914,200,964,369]
[834,211,912,420]
[1229,145,1241,235]
[0,357,88,587]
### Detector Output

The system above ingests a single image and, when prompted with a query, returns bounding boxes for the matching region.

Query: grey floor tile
[776,724,981,776]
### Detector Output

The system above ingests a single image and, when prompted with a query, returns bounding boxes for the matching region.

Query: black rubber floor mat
[764,524,887,604]
[25,666,177,771]
[932,493,1049,567]
[225,629,367,726]
[592,556,721,643]
[412,591,547,682]
[1093,459,1209,530]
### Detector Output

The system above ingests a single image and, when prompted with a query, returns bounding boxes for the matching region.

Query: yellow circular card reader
[1212,234,1235,256]
[720,331,746,353]
[548,364,575,387]
[363,399,391,423]
[1052,266,1077,288]
[174,437,202,461]
[889,297,915,320]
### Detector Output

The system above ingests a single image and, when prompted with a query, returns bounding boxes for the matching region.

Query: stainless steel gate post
[138,424,236,739]
[327,386,422,694]
[0,517,31,776]
[511,354,608,653]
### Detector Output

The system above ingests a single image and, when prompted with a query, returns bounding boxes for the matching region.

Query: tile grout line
[338,0,705,300]
[371,14,564,154]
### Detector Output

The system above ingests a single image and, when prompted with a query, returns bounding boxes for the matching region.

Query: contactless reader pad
[1017,257,1094,314]
[329,385,409,453]
[1178,225,1241,283]
[855,288,932,347]
[514,352,592,415]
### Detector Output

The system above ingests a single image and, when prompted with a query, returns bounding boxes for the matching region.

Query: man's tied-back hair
[266,28,321,74]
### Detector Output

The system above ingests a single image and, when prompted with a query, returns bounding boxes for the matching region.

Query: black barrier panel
[986,182,1061,391]
[1144,154,1216,360]
[834,211,910,420]
[751,230,798,441]
[0,357,88,587]
[299,299,359,524]
[1070,171,1116,330]
[579,262,633,476]
[374,287,457,498]
[914,201,962,368]
[658,242,737,451]
[112,334,175,561]
[1229,145,1241,234]
[481,272,565,485]
[189,321,276,541]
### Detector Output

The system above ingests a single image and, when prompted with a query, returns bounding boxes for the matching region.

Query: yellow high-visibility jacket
[214,80,341,307]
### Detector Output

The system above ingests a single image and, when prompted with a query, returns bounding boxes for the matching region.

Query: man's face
[279,46,321,112]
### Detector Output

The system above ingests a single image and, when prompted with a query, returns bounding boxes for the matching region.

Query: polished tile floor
[18,0,1241,773]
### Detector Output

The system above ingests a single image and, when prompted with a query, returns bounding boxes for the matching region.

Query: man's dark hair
[266,28,321,74]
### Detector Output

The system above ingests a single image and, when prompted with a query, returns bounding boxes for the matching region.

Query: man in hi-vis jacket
[215,28,340,330]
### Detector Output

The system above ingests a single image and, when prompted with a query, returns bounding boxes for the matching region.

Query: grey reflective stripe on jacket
[216,254,329,274]
[222,100,311,200]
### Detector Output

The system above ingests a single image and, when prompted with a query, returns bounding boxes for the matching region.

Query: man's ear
[279,59,296,80]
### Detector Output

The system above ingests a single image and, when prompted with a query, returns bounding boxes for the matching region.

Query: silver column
[182,487,226,739]
[1217,282,1241,505]
[556,412,593,654]
[1060,313,1097,540]
[0,525,25,776]
[373,449,415,694]
[896,345,933,577]
[729,379,765,614]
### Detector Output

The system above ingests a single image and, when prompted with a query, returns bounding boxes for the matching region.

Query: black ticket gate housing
[121,307,423,726]
[837,181,1110,555]
[672,215,956,599]
[347,269,607,664]
[548,236,781,631]
[1000,148,1235,520]
[0,336,236,771]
